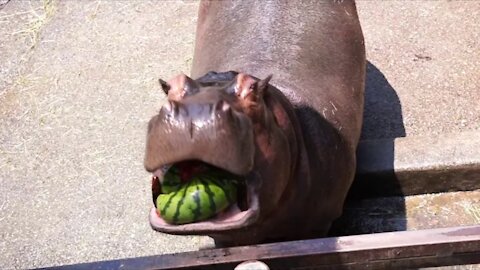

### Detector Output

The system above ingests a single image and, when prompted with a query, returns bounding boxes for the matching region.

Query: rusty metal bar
[39,225,480,270]
[352,130,480,199]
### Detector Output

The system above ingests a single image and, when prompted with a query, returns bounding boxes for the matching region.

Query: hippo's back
[191,0,365,148]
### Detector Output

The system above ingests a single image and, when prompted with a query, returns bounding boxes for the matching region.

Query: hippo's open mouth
[149,160,260,234]
[144,72,274,234]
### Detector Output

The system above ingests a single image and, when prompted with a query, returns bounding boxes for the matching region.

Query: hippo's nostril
[160,101,180,117]
[162,101,172,112]
[161,101,174,113]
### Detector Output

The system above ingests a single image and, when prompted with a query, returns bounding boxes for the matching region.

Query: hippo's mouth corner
[149,160,260,234]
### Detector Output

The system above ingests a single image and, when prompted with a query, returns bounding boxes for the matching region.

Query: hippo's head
[144,71,297,239]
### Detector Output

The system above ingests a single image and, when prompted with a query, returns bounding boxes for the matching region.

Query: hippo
[144,0,365,247]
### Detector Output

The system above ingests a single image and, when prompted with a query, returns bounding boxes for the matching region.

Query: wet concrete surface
[0,1,479,269]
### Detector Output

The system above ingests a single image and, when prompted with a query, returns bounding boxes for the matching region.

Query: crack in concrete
[0,0,12,11]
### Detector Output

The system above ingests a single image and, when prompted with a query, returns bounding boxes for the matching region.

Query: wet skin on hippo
[144,0,365,247]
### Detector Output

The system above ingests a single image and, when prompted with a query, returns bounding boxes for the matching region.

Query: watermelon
[156,164,238,224]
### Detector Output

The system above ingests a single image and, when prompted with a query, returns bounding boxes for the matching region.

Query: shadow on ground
[330,61,407,237]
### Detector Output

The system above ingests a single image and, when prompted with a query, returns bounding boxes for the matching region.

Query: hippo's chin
[149,174,260,233]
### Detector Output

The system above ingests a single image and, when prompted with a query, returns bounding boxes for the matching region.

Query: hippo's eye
[183,84,200,97]
[223,80,237,95]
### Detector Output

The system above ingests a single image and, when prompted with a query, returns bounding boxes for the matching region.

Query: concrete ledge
[351,130,480,199]
[331,189,480,236]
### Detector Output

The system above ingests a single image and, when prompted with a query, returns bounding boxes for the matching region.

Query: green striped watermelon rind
[156,166,239,225]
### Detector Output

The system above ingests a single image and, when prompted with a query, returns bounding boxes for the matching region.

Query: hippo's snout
[160,98,233,131]
[144,74,256,176]
[145,71,299,238]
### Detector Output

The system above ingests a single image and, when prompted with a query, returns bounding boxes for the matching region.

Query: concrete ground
[0,1,478,269]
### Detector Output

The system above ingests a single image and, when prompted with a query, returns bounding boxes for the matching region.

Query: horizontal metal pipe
[39,225,480,270]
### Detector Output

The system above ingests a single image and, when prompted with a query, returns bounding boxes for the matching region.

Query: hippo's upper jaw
[144,71,293,235]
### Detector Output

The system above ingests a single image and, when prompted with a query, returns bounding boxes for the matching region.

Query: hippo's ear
[163,74,199,100]
[235,73,273,99]
[158,79,171,95]
[182,75,198,95]
[256,74,273,96]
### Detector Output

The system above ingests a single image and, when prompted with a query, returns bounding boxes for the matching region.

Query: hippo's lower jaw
[149,163,260,234]
[149,206,258,233]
